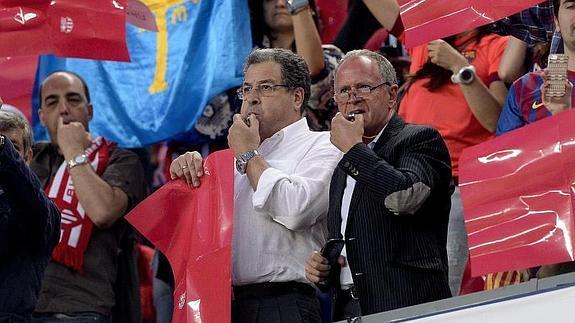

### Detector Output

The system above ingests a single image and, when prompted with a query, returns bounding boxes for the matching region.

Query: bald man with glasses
[305,50,453,321]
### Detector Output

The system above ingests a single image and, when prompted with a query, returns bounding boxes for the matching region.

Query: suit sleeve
[338,127,450,216]
[0,138,60,257]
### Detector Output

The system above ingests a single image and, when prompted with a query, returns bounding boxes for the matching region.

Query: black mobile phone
[321,238,345,267]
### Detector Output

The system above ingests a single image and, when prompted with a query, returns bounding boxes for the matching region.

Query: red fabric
[0,0,129,61]
[459,109,575,277]
[363,28,389,51]
[126,149,234,323]
[46,137,114,271]
[396,0,543,48]
[137,243,156,323]
[399,34,507,177]
[0,56,37,121]
[459,259,485,295]
[316,0,347,44]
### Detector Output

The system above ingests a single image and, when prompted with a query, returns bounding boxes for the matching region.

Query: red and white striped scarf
[45,137,114,271]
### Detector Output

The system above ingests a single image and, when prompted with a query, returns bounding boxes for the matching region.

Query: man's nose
[57,100,70,114]
[276,0,286,7]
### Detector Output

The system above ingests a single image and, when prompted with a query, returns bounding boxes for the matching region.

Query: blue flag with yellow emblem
[33,0,251,148]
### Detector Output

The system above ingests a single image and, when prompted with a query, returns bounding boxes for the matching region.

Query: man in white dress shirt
[170,48,342,323]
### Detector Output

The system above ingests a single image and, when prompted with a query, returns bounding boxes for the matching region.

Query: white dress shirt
[233,118,343,285]
[340,127,385,286]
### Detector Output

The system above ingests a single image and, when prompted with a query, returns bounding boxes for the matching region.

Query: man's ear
[87,103,94,121]
[293,87,305,113]
[38,108,46,127]
[388,84,399,107]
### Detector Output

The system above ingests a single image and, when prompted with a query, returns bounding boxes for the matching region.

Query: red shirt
[398,33,508,177]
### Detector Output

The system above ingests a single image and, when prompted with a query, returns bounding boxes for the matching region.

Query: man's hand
[330,112,363,153]
[169,151,204,187]
[305,251,331,283]
[228,114,260,157]
[57,117,91,160]
[427,39,469,73]
[541,69,573,115]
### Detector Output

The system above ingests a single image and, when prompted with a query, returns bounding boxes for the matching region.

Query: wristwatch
[286,0,309,15]
[67,154,88,170]
[451,65,476,85]
[235,150,260,175]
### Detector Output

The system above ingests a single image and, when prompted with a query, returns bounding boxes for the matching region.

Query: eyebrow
[44,92,83,102]
[243,79,279,86]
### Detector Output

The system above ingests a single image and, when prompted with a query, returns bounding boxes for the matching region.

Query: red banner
[460,110,575,277]
[0,0,129,61]
[126,149,234,323]
[0,56,36,121]
[399,0,544,48]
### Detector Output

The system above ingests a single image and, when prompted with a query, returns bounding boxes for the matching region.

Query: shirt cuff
[252,167,286,210]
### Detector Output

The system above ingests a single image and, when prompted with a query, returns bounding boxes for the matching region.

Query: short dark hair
[244,48,311,111]
[554,0,560,17]
[0,110,33,153]
[39,70,91,106]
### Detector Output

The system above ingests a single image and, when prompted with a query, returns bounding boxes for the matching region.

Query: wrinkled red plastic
[398,0,543,48]
[127,149,234,323]
[460,110,575,278]
[0,0,129,61]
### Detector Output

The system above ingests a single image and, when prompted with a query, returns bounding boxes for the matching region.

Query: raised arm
[292,6,325,77]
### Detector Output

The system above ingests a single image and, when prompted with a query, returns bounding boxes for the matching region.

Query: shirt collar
[367,123,387,150]
[259,118,308,153]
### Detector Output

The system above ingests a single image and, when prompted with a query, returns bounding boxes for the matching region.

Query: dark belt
[232,281,316,300]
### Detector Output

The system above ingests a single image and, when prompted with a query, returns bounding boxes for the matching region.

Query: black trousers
[231,282,321,323]
[333,287,362,322]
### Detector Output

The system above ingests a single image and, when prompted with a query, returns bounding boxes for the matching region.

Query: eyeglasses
[334,82,391,102]
[237,83,289,100]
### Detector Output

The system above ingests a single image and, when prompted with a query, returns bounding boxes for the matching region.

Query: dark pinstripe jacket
[327,114,453,315]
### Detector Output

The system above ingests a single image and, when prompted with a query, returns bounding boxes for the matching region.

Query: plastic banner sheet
[32,0,251,148]
[0,56,37,121]
[0,0,129,61]
[126,149,234,323]
[460,110,575,277]
[398,0,544,48]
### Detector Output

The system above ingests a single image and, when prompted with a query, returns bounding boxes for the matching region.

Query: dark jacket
[327,114,453,315]
[0,138,60,321]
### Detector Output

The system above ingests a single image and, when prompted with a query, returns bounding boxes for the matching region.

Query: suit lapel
[331,167,347,238]
[345,114,405,230]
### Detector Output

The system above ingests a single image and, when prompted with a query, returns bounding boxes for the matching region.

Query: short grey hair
[0,110,33,153]
[335,49,398,85]
[244,48,311,112]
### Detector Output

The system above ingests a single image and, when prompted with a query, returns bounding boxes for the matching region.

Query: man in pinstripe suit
[306,50,453,320]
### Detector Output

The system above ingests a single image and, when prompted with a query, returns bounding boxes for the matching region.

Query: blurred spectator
[495,1,562,84]
[0,107,60,322]
[363,0,509,296]
[31,71,146,322]
[491,0,575,288]
[306,50,452,320]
